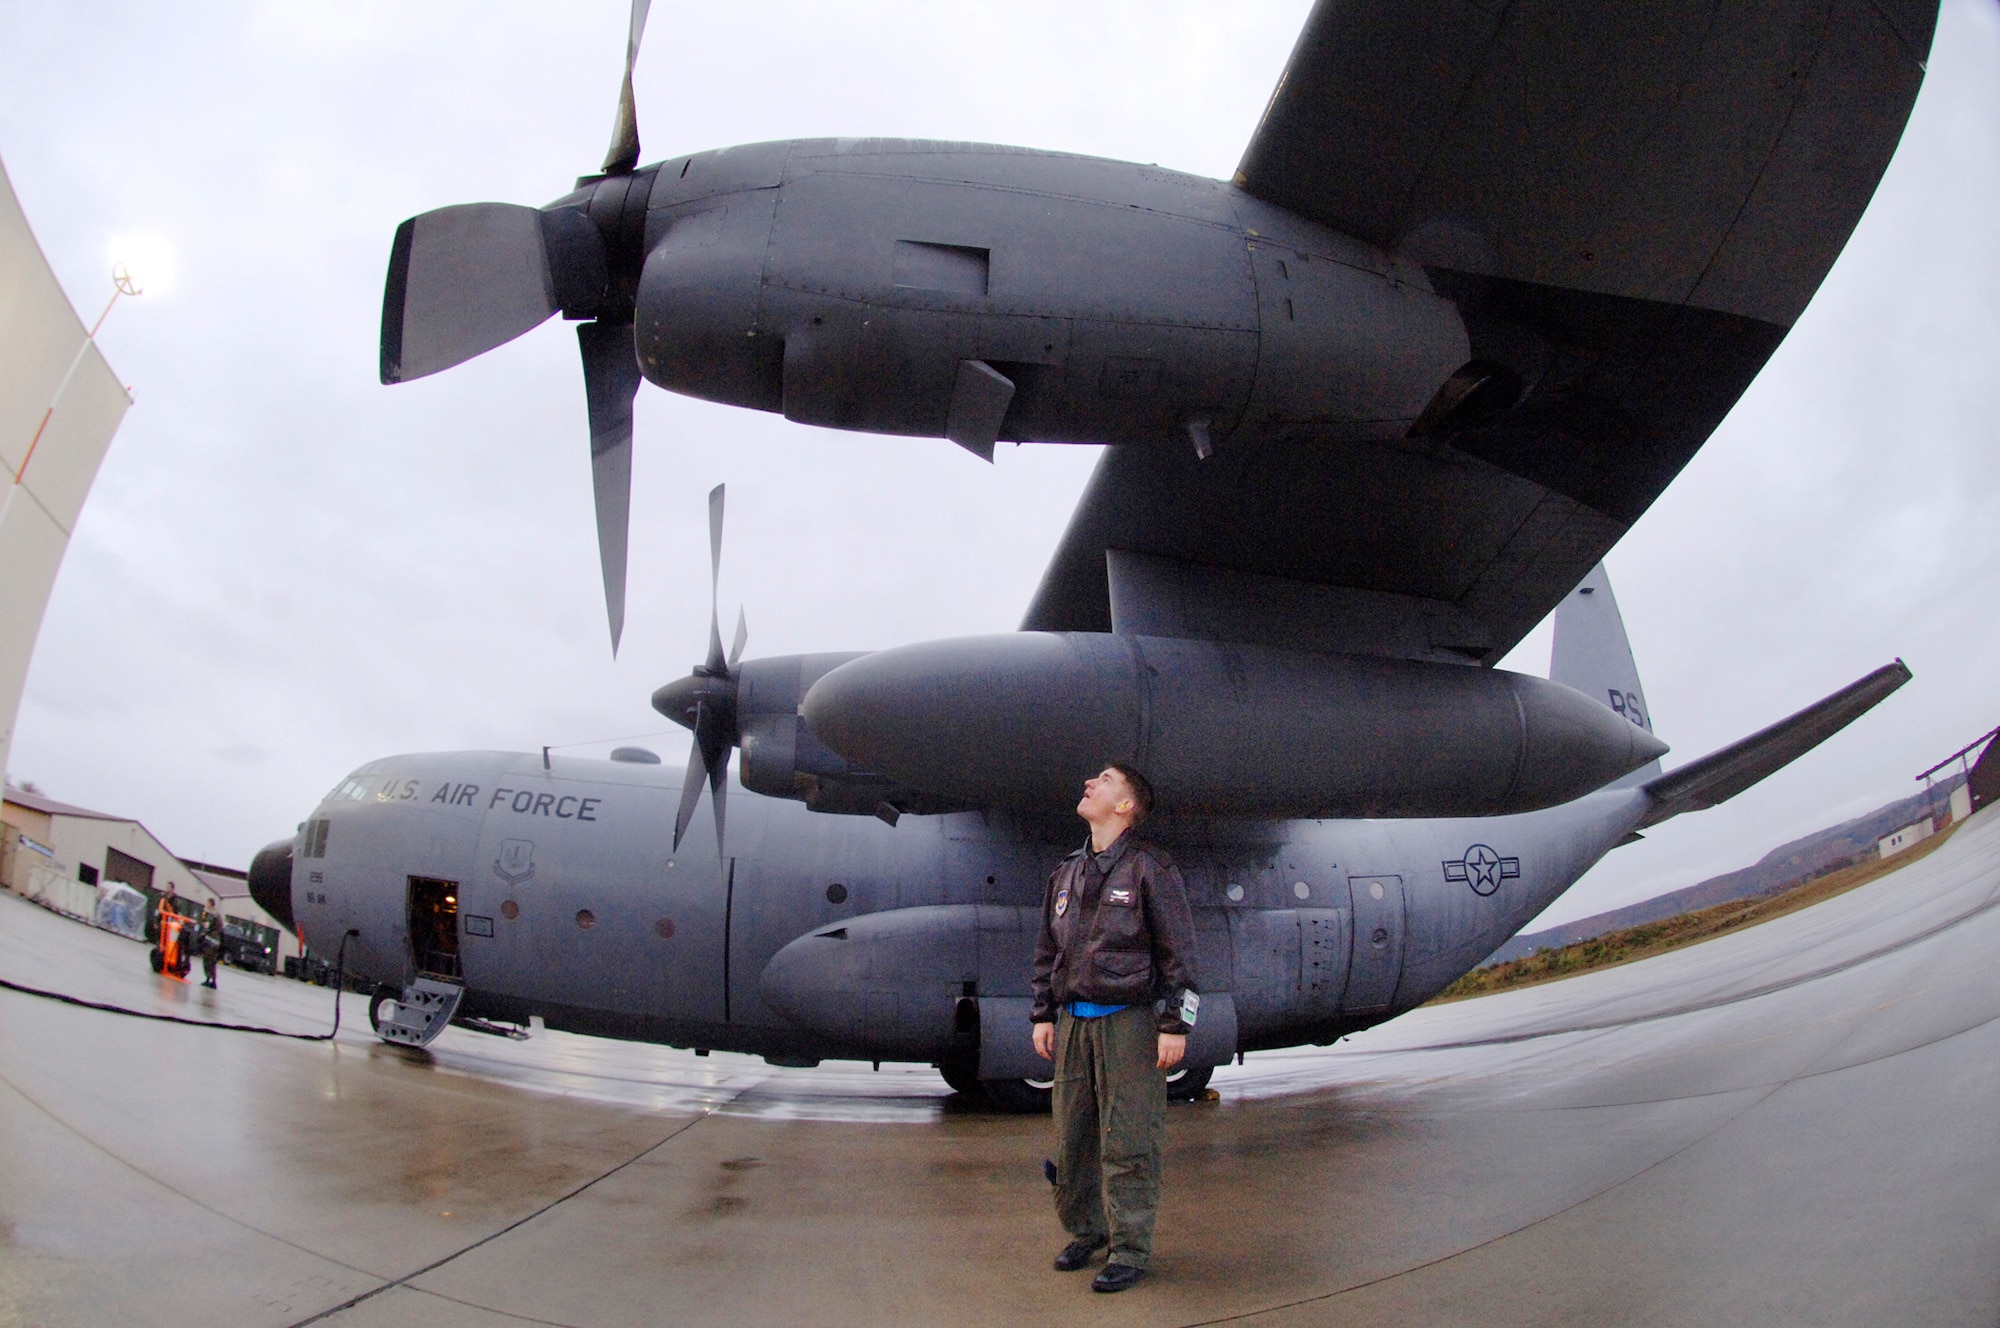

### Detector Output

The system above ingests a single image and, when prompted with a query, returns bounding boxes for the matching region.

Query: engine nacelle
[657,652,958,817]
[631,139,1467,451]
[800,632,1666,819]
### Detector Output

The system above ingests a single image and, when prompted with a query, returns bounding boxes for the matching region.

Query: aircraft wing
[1025,0,1933,659]
[1235,0,1934,325]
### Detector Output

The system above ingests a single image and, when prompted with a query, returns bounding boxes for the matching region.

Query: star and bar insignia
[1444,844,1520,896]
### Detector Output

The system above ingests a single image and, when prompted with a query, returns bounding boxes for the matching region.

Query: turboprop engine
[800,633,1667,820]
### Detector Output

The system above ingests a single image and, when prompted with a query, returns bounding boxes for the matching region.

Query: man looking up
[1031,762,1198,1294]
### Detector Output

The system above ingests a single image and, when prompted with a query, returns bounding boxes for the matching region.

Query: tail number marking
[1607,690,1649,730]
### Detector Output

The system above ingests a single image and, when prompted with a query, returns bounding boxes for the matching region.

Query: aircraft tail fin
[1639,660,1912,828]
[1550,563,1661,788]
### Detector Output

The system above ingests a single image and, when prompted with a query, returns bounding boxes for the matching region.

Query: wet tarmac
[5,809,2000,1325]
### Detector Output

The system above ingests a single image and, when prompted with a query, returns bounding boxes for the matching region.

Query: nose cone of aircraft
[248,838,296,934]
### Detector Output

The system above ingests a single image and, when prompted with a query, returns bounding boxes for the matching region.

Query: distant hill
[1483,775,1965,967]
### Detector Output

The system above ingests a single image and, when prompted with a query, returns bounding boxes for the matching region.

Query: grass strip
[1428,821,1962,1005]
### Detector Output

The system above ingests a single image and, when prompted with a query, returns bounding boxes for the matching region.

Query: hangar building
[0,783,296,968]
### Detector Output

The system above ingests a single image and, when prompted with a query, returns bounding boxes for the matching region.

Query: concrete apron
[4,808,2000,1325]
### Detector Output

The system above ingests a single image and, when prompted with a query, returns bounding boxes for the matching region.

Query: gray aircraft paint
[637,140,1466,451]
[381,2,1932,661]
[337,2,1930,1086]
[268,748,1654,1074]
[261,617,1908,1087]
[1551,563,1663,789]
[250,557,1906,1084]
[798,631,1666,819]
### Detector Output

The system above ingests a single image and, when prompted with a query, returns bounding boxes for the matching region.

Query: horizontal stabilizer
[1639,661,1912,828]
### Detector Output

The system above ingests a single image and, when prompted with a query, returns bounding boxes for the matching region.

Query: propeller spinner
[653,484,748,856]
[379,0,657,655]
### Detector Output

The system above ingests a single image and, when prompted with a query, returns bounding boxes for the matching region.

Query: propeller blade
[728,608,748,672]
[381,203,557,383]
[671,706,709,851]
[708,751,729,863]
[578,322,642,654]
[601,0,655,175]
[704,483,727,675]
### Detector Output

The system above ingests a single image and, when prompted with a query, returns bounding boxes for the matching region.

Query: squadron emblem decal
[494,838,537,886]
[1444,844,1519,897]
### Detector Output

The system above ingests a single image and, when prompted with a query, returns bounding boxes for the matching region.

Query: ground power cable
[0,912,721,1327]
[0,927,362,1043]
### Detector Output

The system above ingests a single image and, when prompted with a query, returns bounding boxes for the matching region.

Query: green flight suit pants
[1052,1004,1166,1269]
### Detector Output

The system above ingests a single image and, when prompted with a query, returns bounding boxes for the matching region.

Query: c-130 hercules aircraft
[250,0,1932,1106]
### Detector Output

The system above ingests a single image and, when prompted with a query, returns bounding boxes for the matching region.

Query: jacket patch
[1106,886,1135,907]
[1054,887,1071,918]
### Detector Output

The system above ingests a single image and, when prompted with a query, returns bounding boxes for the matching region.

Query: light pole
[0,262,142,534]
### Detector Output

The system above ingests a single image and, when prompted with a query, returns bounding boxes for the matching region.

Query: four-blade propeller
[654,484,748,858]
[380,3,750,855]
[378,0,657,656]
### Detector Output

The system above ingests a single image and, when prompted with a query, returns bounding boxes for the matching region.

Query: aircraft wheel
[938,1050,981,1096]
[983,1077,1054,1114]
[148,947,164,973]
[367,984,400,1036]
[1165,1064,1213,1102]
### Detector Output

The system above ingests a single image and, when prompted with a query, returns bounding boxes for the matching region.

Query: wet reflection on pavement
[5,809,2000,1325]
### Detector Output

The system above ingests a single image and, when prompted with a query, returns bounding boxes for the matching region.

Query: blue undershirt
[1068,1000,1129,1018]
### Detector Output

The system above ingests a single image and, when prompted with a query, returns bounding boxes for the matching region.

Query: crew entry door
[408,876,462,979]
[1342,875,1404,1012]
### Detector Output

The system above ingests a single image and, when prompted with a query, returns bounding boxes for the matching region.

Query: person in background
[198,912,223,989]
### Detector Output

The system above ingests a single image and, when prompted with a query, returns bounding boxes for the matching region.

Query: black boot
[1053,1235,1107,1271]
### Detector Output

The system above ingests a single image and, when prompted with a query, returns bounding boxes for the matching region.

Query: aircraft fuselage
[266,750,1649,1078]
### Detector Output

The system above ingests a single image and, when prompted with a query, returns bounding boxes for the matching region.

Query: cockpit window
[322,777,371,804]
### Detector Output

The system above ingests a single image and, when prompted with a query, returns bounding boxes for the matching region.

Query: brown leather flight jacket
[1030,832,1199,1035]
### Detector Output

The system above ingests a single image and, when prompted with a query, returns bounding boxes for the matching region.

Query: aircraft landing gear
[979,1065,1211,1111]
[939,1040,1056,1113]
[937,1049,981,1097]
[979,1063,1211,1113]
[1165,1064,1213,1102]
[982,1076,1055,1113]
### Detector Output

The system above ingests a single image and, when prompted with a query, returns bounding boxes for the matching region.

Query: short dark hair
[1105,761,1154,823]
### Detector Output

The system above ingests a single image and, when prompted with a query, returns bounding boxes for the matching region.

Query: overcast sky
[2,0,1997,931]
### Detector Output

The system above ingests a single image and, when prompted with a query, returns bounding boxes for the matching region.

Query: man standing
[1031,762,1198,1293]
[198,913,223,989]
